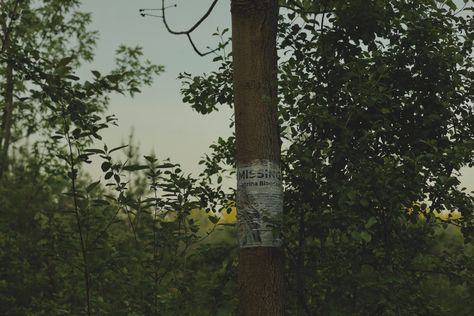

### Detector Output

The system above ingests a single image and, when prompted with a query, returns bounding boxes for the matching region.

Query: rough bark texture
[232,0,280,164]
[231,1,284,315]
[238,248,284,315]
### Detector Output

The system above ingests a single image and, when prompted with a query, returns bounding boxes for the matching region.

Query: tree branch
[186,33,222,57]
[0,0,22,54]
[161,0,219,35]
[140,0,222,57]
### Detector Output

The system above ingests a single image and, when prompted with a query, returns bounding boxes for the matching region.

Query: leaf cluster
[180,0,474,314]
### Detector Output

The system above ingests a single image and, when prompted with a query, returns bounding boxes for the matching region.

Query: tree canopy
[181,0,474,314]
[0,0,474,315]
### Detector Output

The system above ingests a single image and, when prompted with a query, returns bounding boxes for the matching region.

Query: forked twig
[139,0,223,57]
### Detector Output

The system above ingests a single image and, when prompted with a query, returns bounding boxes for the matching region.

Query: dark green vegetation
[183,0,474,314]
[1,0,474,315]
[0,1,235,315]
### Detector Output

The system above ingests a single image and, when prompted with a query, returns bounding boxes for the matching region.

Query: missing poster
[237,160,283,248]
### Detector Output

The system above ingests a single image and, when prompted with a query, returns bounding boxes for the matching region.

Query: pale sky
[78,0,473,192]
[79,0,233,177]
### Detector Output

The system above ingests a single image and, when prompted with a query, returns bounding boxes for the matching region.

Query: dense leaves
[0,1,236,315]
[1,0,474,315]
[181,0,474,314]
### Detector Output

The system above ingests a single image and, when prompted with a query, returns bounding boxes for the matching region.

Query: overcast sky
[79,0,233,177]
[78,0,474,192]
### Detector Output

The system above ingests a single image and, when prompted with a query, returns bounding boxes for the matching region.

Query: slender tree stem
[0,58,13,177]
[62,108,92,316]
[152,185,160,316]
[296,205,311,315]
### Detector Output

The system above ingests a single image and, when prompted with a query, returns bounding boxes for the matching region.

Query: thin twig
[89,207,121,246]
[161,0,218,35]
[61,103,92,316]
[140,0,222,56]
[454,2,468,16]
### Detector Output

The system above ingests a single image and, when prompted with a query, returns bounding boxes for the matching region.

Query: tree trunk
[231,1,284,315]
[0,56,14,177]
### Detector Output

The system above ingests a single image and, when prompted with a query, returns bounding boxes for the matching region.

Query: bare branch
[186,33,218,57]
[454,2,467,16]
[140,0,222,57]
[161,0,219,35]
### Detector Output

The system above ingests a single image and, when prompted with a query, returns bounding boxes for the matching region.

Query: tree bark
[0,3,16,178]
[231,1,284,315]
[0,53,14,177]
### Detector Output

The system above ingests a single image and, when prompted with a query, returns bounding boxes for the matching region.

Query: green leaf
[84,148,105,154]
[365,217,378,229]
[122,165,148,171]
[58,56,74,67]
[445,0,456,11]
[77,153,91,161]
[86,180,101,193]
[360,231,372,243]
[66,75,80,81]
[144,155,157,163]
[109,145,128,154]
[91,70,101,78]
[101,162,111,172]
[208,215,220,224]
[157,163,175,169]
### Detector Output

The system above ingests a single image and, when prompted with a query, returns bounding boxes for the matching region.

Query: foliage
[180,0,474,314]
[1,0,474,315]
[0,0,237,315]
[0,147,238,315]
